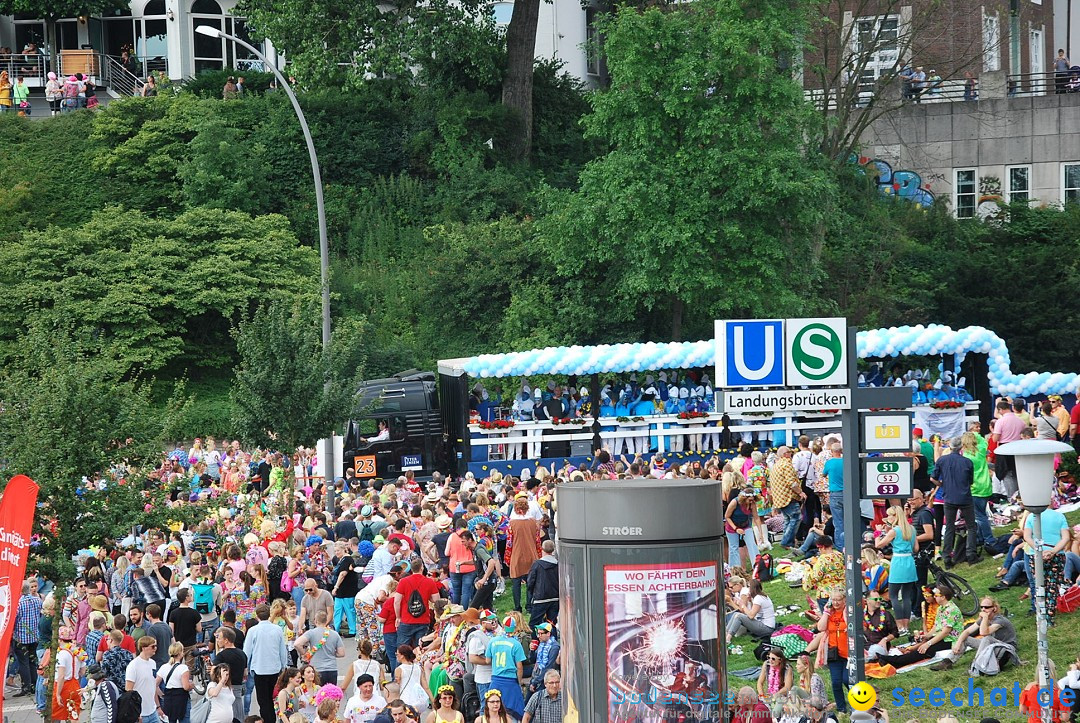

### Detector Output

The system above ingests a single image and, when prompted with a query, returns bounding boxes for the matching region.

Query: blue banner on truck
[401,454,423,471]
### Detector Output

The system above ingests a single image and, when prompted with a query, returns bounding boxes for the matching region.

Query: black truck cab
[342,370,460,481]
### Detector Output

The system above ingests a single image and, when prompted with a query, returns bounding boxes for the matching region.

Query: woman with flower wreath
[220,566,250,618]
[296,664,321,721]
[426,685,464,723]
[475,687,517,723]
[274,667,302,723]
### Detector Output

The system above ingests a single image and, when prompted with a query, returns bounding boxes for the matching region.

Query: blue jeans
[291,585,305,609]
[972,496,995,548]
[198,617,220,643]
[1003,556,1030,586]
[244,674,253,714]
[396,622,430,649]
[725,529,758,569]
[333,597,357,635]
[383,631,398,674]
[1066,552,1080,585]
[779,501,801,547]
[799,531,820,558]
[450,571,476,608]
[476,681,490,699]
[827,659,849,713]
[830,495,845,551]
[142,714,161,723]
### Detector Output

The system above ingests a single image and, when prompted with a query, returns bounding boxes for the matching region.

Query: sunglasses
[980,604,996,609]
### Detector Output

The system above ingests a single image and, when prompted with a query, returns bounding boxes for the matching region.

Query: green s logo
[791,324,842,381]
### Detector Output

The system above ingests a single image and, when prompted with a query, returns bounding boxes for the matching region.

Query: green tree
[538,0,835,342]
[0,321,207,722]
[0,206,318,372]
[230,301,366,450]
[235,0,500,90]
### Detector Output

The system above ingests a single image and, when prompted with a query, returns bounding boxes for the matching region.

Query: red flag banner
[0,474,40,717]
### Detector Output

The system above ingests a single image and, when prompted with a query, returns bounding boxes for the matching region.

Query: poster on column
[604,562,720,722]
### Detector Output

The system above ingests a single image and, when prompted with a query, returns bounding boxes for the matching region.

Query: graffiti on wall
[850,154,936,208]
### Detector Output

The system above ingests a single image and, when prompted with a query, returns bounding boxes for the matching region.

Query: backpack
[191,582,215,615]
[116,691,142,723]
[358,521,376,543]
[407,587,425,618]
[752,553,774,583]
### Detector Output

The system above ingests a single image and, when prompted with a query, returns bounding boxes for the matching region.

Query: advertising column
[558,478,726,723]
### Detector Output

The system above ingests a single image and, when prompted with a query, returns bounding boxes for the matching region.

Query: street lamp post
[196,25,336,515]
[996,438,1073,723]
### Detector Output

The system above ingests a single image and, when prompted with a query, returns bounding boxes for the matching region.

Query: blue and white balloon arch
[456,324,1078,397]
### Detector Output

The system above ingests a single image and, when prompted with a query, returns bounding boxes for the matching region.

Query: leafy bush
[181,68,277,98]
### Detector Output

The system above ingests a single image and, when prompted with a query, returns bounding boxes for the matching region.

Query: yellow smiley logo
[848,681,877,712]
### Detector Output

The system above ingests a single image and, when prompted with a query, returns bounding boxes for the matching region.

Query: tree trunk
[501,0,541,159]
[671,297,684,341]
[46,18,58,74]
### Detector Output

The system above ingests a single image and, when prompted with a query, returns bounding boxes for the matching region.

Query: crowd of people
[14,437,564,723]
[720,390,1080,722]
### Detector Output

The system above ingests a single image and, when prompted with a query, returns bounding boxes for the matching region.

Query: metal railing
[1006,71,1080,97]
[101,55,142,96]
[0,53,49,84]
[804,77,976,110]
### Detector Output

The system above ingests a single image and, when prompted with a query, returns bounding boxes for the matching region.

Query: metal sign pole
[842,325,866,684]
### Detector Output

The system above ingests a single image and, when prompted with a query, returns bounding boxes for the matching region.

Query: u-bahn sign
[715,318,848,388]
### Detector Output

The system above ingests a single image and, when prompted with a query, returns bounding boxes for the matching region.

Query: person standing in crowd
[522,669,562,723]
[157,642,194,723]
[933,436,978,567]
[214,626,249,723]
[467,610,497,699]
[962,427,996,553]
[485,615,527,720]
[14,579,41,697]
[769,445,805,548]
[724,487,760,572]
[820,443,845,551]
[294,610,344,685]
[245,604,288,720]
[125,636,161,723]
[992,398,1026,496]
[393,559,442,649]
[505,497,541,613]
[526,541,558,630]
[1024,499,1071,627]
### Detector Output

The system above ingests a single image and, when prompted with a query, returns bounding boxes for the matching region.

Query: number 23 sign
[354,455,377,478]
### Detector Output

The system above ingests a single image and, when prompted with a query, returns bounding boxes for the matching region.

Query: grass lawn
[725,509,1080,720]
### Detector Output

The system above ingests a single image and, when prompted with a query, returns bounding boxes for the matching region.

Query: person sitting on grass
[726,579,776,644]
[929,596,1017,673]
[882,586,961,669]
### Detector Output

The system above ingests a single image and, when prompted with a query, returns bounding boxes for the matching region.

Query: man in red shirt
[732,686,771,723]
[393,559,443,649]
[95,613,136,661]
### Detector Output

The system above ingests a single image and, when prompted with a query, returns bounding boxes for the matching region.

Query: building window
[1006,165,1030,204]
[585,7,601,77]
[851,15,899,97]
[982,11,1001,72]
[1063,164,1080,205]
[954,168,978,218]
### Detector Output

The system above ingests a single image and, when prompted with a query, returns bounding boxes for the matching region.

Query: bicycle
[189,645,214,695]
[925,555,979,617]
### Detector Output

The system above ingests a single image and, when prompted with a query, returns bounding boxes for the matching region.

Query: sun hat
[435,515,453,531]
[440,604,466,619]
[361,505,374,517]
[373,535,386,544]
[89,595,109,612]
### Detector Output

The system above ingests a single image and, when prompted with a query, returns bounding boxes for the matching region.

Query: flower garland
[864,609,889,634]
[60,642,88,665]
[677,411,708,420]
[929,400,964,409]
[302,628,331,663]
[478,419,515,430]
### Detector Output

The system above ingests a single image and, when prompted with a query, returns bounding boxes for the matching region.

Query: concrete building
[858,70,1080,215]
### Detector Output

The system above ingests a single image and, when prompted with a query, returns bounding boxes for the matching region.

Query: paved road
[3,643,363,723]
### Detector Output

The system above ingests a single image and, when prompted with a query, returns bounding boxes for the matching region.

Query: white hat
[679,387,689,399]
[644,386,658,396]
[933,378,943,390]
[580,386,589,398]
[669,385,679,398]
[534,387,542,399]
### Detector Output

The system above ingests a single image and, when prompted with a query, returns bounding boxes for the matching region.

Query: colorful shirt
[803,549,845,599]
[932,601,963,643]
[769,457,801,509]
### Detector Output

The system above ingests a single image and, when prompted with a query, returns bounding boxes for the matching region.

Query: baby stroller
[1067,65,1080,92]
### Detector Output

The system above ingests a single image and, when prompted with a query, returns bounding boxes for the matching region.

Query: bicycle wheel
[936,571,979,617]
[192,658,209,695]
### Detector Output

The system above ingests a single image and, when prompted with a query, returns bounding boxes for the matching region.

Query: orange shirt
[1020,683,1069,723]
[446,531,475,574]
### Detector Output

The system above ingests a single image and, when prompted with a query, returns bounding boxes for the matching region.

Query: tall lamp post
[996,438,1073,723]
[196,25,336,514]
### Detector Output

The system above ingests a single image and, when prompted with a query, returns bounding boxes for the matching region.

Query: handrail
[0,53,48,81]
[1007,70,1079,97]
[101,54,142,96]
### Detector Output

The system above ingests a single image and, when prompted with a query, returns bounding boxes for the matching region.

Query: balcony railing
[1006,70,1080,97]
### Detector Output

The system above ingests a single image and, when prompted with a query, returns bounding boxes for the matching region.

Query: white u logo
[733,326,776,381]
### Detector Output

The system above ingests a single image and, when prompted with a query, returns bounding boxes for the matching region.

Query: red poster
[0,474,40,717]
